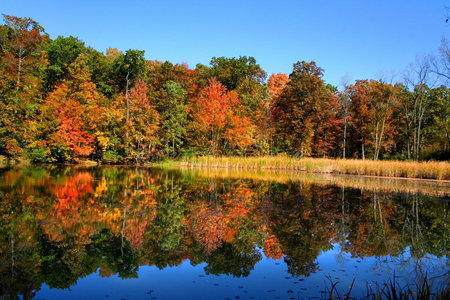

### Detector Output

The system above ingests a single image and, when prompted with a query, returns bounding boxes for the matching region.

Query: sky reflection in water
[0,166,448,299]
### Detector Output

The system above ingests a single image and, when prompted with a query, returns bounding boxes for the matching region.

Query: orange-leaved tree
[124,79,159,162]
[268,73,290,99]
[41,54,102,161]
[192,78,253,155]
[0,15,48,157]
[348,80,398,160]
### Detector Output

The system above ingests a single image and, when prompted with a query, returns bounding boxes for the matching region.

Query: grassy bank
[158,155,450,180]
[0,155,31,167]
[167,167,450,197]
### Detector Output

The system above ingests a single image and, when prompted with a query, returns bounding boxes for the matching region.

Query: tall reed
[169,167,450,197]
[165,155,450,180]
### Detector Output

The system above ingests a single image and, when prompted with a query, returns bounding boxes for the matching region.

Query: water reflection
[0,166,448,299]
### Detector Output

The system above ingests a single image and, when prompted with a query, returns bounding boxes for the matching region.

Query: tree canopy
[0,14,448,162]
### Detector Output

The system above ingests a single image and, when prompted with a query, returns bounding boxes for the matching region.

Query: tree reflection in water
[0,166,448,298]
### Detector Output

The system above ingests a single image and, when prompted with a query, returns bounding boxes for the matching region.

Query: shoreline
[2,155,450,182]
[158,165,450,197]
[1,159,449,196]
[155,155,450,181]
[162,163,450,183]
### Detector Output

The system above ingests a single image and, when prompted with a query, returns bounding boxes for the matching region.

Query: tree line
[0,15,448,163]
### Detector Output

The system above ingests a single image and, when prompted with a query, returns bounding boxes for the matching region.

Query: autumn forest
[0,15,449,164]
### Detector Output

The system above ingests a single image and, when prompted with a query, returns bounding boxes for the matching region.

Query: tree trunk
[406,123,411,160]
[125,69,130,122]
[374,121,379,160]
[374,114,387,161]
[361,138,365,160]
[416,120,422,161]
[16,55,22,93]
[377,116,387,160]
[343,117,347,159]
[125,69,131,140]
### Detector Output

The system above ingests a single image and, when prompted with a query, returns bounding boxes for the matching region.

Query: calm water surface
[0,166,448,299]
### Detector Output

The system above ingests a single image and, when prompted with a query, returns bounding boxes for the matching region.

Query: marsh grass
[168,155,450,180]
[169,167,450,197]
[365,275,449,300]
[323,274,449,300]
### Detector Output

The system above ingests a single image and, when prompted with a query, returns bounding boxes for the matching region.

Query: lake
[0,166,448,299]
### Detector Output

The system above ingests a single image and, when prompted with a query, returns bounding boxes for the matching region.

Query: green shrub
[49,145,71,163]
[181,147,197,159]
[103,150,121,164]
[27,147,48,163]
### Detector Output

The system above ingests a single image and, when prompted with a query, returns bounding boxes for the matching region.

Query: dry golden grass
[171,155,450,180]
[174,167,450,197]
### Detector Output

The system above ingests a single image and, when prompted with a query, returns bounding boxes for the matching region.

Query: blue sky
[2,0,449,87]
